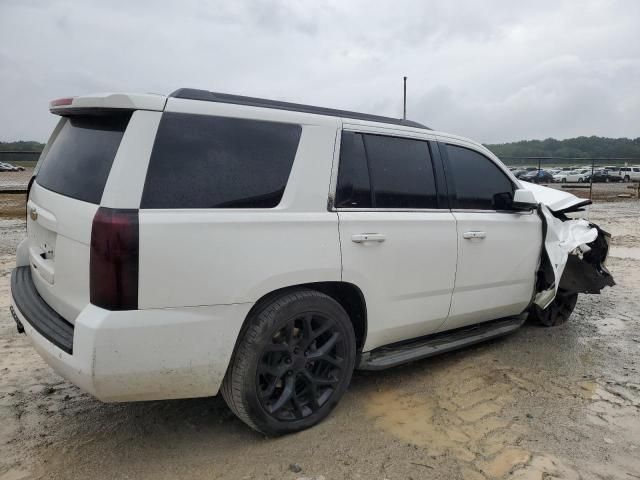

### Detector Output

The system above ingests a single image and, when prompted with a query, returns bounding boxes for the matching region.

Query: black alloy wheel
[221,290,356,435]
[256,312,348,421]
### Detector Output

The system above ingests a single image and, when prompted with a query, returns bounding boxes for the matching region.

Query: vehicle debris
[521,181,615,309]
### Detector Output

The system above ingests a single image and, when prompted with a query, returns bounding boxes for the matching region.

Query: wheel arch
[238,282,368,353]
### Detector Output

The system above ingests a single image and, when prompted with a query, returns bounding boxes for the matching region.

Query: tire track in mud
[364,350,640,479]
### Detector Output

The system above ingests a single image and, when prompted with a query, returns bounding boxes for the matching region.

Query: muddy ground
[0,201,639,480]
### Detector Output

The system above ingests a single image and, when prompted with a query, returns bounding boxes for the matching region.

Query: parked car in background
[511,168,528,179]
[520,169,554,184]
[0,162,25,172]
[554,169,591,183]
[591,169,621,183]
[612,166,640,182]
[0,162,18,172]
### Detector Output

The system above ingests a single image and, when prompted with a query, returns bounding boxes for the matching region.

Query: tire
[529,292,578,327]
[624,175,631,183]
[577,178,583,183]
[562,178,567,183]
[221,289,356,436]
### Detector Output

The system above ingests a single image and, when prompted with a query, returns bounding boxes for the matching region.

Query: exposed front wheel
[529,292,578,327]
[624,175,631,182]
[221,290,356,435]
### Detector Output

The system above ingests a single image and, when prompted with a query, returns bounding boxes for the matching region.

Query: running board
[358,315,527,370]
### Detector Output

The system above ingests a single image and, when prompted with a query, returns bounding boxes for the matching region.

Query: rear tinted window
[446,144,514,210]
[335,132,372,208]
[36,114,131,204]
[335,132,438,209]
[141,113,301,209]
[364,134,437,209]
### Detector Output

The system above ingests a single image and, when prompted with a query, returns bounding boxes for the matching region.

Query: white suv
[615,166,640,182]
[10,90,614,435]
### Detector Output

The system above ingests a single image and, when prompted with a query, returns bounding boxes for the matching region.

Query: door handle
[463,231,487,239]
[351,233,386,243]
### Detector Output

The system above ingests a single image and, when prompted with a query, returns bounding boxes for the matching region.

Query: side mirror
[512,189,538,211]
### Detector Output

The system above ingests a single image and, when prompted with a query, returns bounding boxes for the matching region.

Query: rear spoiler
[49,93,167,116]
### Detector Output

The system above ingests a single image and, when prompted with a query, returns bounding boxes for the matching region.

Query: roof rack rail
[169,88,430,130]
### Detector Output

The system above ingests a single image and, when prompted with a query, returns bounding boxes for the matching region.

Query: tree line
[484,136,640,159]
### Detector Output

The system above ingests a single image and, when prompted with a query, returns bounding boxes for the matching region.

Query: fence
[1,151,639,200]
[500,156,640,201]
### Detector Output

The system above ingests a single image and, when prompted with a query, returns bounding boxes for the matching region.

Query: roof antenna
[403,76,407,120]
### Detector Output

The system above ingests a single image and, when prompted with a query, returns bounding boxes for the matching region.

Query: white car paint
[11,91,605,402]
[442,210,542,331]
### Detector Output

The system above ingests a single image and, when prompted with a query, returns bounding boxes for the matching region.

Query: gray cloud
[0,0,638,143]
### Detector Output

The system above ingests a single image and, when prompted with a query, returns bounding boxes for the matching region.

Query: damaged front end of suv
[521,182,615,326]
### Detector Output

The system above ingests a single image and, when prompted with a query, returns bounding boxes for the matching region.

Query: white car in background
[614,166,640,182]
[9,90,615,435]
[554,169,591,183]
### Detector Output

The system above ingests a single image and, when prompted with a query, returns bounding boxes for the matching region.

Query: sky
[0,0,639,144]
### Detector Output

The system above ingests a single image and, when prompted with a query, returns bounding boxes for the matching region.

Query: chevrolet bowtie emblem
[29,207,38,221]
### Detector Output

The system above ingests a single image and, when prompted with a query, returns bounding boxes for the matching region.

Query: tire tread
[221,289,349,434]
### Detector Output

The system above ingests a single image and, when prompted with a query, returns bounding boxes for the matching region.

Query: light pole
[403,76,407,120]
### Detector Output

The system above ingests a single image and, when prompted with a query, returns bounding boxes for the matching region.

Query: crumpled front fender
[533,204,615,308]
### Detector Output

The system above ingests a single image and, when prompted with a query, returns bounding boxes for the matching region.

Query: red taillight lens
[50,97,74,107]
[90,207,139,310]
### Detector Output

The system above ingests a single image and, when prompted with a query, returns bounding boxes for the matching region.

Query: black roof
[169,88,430,130]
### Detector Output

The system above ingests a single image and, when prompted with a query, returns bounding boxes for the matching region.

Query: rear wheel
[221,290,356,435]
[529,292,578,327]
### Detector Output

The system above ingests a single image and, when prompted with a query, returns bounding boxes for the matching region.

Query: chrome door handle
[463,231,487,239]
[352,233,386,243]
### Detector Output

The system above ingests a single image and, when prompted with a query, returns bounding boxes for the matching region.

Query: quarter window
[141,113,301,209]
[445,144,515,210]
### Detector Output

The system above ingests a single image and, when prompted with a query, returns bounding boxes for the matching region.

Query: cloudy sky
[1,0,639,143]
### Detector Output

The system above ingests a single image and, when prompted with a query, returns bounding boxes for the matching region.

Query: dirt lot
[0,201,639,480]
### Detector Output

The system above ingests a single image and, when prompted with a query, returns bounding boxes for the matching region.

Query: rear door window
[364,134,437,209]
[335,132,438,209]
[141,113,302,209]
[335,132,372,208]
[36,113,131,204]
[445,144,515,210]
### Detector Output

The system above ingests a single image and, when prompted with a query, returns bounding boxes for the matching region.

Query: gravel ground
[0,201,638,480]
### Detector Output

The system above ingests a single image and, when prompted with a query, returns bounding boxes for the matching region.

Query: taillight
[90,207,139,310]
[50,97,74,107]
